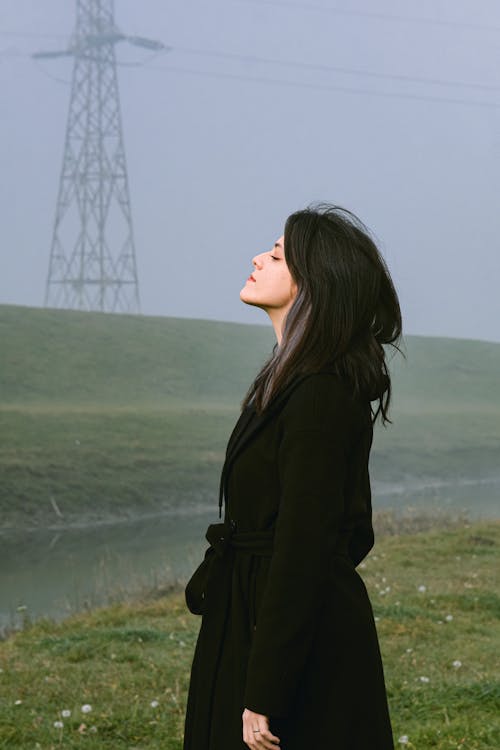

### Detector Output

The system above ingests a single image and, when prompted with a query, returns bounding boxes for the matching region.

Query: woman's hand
[242,707,281,748]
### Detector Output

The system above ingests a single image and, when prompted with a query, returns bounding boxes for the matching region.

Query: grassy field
[0,519,499,749]
[0,404,234,528]
[1,304,500,529]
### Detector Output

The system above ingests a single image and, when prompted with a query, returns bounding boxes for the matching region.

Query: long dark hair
[241,202,404,426]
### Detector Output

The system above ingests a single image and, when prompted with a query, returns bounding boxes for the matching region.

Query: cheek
[281,270,296,295]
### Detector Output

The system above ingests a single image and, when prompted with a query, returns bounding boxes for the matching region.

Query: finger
[256,736,280,749]
[242,722,252,746]
[263,728,281,744]
[243,727,279,749]
[258,718,280,746]
[255,727,281,749]
[242,712,281,749]
[242,722,263,748]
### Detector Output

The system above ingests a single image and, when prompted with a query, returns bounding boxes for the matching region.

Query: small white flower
[81,704,92,714]
[61,709,71,718]
[418,585,427,593]
[150,700,159,708]
[406,648,413,653]
[452,660,462,669]
[419,675,430,683]
[53,721,64,729]
[398,736,409,745]
[14,699,22,705]
[445,614,454,622]
[89,726,97,734]
[179,640,186,647]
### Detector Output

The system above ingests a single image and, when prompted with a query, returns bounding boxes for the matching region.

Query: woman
[183,203,403,750]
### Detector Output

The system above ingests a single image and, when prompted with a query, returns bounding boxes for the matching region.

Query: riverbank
[1,520,499,749]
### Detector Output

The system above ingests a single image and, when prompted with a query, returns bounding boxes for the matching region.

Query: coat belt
[205,522,275,558]
[205,520,353,559]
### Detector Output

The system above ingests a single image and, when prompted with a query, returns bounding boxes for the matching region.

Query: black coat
[183,370,394,749]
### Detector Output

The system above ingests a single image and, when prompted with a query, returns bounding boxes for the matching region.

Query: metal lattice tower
[35,0,166,313]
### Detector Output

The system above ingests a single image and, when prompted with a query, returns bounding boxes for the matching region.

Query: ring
[252,729,261,733]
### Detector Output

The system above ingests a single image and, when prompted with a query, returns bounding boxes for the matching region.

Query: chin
[240,290,260,307]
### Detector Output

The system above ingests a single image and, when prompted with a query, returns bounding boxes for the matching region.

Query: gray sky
[1,0,500,342]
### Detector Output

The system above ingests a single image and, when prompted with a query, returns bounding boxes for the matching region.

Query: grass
[0,520,499,749]
[0,404,234,528]
[2,304,500,530]
[0,304,275,406]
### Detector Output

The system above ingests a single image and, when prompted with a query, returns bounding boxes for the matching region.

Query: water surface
[1,479,499,632]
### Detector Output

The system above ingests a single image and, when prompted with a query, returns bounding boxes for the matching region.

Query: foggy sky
[1,0,500,343]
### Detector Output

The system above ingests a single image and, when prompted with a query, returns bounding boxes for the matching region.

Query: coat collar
[217,371,313,517]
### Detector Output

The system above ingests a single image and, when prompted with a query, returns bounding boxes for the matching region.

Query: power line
[144,62,499,110]
[18,44,499,108]
[10,42,496,95]
[4,25,497,108]
[235,0,500,33]
[0,30,67,39]
[171,45,500,93]
[3,27,499,94]
[32,57,71,85]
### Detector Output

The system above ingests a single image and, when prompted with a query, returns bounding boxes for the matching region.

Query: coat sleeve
[242,378,362,718]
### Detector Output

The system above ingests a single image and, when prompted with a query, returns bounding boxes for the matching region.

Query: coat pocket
[185,546,216,615]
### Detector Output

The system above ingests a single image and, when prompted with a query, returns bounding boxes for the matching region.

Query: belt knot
[205,522,234,557]
[205,521,274,558]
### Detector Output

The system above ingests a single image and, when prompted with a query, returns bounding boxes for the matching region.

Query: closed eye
[270,255,279,260]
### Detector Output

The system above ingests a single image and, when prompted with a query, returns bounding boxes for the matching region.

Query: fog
[1,0,499,342]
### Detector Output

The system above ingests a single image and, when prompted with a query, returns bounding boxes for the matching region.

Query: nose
[252,252,264,268]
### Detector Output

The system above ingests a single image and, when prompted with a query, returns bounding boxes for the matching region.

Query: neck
[266,308,289,346]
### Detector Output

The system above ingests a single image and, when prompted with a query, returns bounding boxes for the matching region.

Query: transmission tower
[34,1,166,313]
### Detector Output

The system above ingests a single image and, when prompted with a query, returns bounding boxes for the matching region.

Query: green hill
[1,304,499,530]
[0,303,275,405]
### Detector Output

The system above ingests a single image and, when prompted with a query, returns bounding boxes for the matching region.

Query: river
[1,477,499,633]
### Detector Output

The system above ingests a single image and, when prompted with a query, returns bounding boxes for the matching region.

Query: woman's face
[240,235,297,312]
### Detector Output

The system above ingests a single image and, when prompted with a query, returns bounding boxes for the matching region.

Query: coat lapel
[217,372,313,516]
[223,404,255,463]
